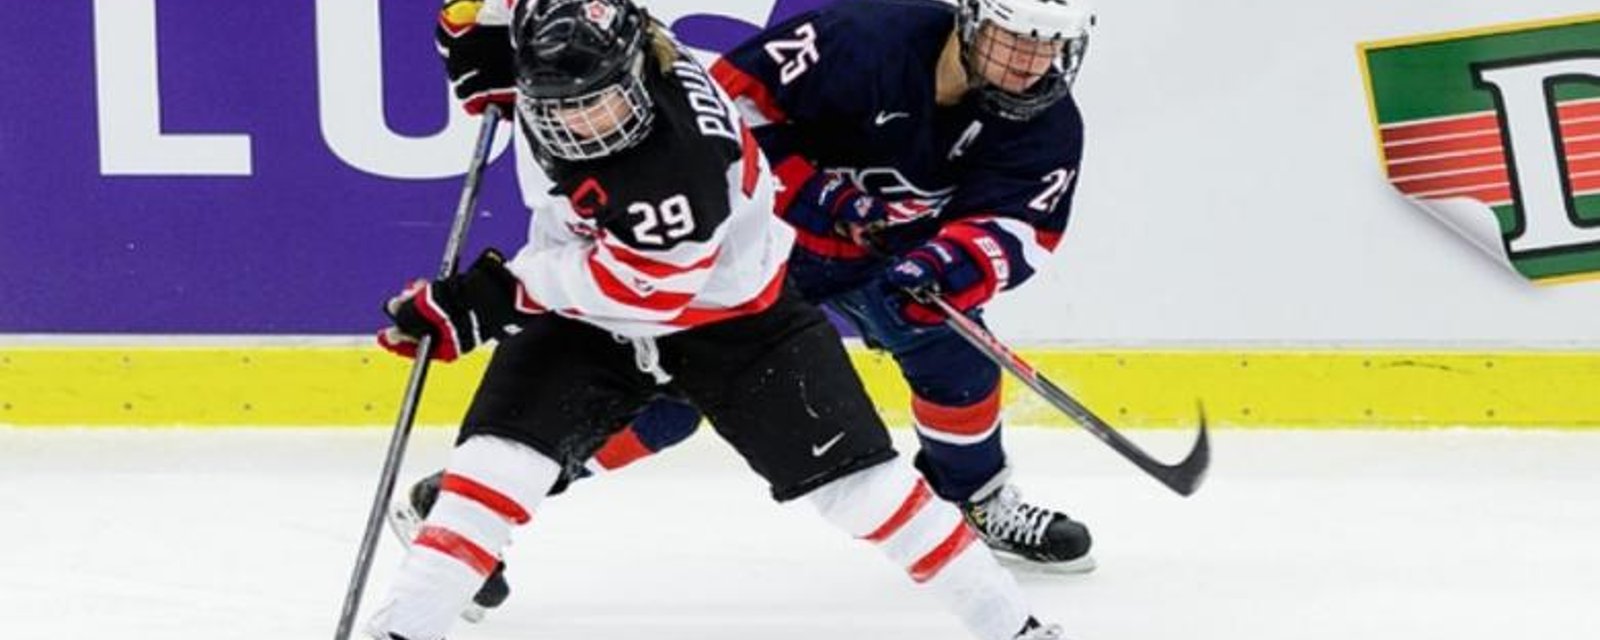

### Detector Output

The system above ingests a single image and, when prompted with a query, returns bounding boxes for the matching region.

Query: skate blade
[996,552,1097,576]
[386,502,492,624]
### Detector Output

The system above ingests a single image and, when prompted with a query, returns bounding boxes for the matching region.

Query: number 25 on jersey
[764,23,819,85]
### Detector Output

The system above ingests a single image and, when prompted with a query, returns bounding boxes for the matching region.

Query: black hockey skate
[962,485,1095,573]
[386,471,511,622]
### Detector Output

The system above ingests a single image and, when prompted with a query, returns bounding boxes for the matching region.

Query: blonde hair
[645,19,679,72]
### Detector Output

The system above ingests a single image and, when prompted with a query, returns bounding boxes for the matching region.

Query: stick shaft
[926,295,1210,496]
[333,106,504,640]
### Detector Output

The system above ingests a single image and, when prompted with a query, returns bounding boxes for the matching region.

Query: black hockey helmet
[958,0,1095,121]
[514,0,655,160]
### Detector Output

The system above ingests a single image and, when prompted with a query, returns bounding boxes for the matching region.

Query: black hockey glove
[437,0,515,116]
[378,250,543,362]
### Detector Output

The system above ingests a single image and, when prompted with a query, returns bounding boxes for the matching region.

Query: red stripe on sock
[441,473,532,525]
[414,525,498,577]
[862,479,933,543]
[911,385,1002,437]
[908,522,979,583]
[593,427,654,470]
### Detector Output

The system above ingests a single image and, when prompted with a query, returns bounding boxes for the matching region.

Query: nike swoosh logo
[874,111,910,126]
[811,432,846,457]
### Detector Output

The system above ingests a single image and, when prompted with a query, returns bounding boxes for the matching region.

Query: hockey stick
[918,292,1211,497]
[334,105,504,640]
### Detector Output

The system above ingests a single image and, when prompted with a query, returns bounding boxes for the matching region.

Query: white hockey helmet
[959,0,1095,121]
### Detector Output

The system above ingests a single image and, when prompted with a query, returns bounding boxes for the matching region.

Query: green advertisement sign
[1360,14,1600,283]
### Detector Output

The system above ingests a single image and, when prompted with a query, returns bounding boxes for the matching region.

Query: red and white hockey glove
[884,228,1007,325]
[437,0,515,116]
[378,249,543,362]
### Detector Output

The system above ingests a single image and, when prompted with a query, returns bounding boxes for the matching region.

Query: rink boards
[2,344,1596,428]
[8,3,1600,433]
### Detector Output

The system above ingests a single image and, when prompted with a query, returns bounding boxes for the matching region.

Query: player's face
[971,23,1061,94]
[552,86,633,140]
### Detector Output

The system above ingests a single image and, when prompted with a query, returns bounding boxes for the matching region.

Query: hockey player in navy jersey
[571,0,1098,570]
[364,1,1064,639]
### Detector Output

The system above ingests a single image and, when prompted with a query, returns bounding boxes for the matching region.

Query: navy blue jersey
[711,0,1083,292]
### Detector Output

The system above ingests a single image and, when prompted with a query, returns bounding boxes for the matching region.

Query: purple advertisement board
[0,0,829,334]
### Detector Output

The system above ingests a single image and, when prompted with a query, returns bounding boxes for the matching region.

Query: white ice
[1,426,1596,640]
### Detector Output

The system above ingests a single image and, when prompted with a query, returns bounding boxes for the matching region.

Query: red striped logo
[1380,99,1600,204]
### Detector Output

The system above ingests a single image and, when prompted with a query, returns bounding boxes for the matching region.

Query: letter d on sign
[1475,55,1600,255]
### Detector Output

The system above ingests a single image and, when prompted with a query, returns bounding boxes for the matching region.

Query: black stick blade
[1154,403,1210,497]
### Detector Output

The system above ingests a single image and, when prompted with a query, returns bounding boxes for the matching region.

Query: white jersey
[502,46,794,338]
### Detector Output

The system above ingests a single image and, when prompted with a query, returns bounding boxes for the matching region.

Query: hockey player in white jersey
[363,1,1065,639]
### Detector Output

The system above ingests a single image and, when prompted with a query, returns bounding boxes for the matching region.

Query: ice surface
[1,427,1596,640]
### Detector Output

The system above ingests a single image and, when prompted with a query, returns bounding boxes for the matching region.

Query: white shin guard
[368,436,559,640]
[809,460,1035,640]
